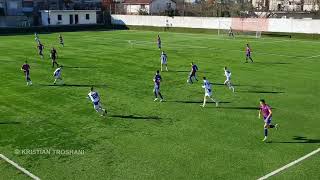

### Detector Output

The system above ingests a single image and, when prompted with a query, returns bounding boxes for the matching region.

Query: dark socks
[264,128,268,137]
[159,93,163,99]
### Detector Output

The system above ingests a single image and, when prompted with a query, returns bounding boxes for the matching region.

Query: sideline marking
[306,54,320,59]
[257,148,320,180]
[0,153,41,180]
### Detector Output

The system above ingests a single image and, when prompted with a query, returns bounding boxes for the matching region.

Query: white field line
[257,148,320,180]
[0,154,41,180]
[128,39,301,58]
[80,36,315,59]
[125,29,320,45]
[306,54,320,59]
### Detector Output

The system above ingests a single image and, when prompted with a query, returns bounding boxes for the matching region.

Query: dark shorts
[24,71,30,80]
[190,71,196,76]
[93,101,100,106]
[264,117,272,125]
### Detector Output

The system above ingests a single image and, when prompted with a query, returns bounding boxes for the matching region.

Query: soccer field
[0,30,319,180]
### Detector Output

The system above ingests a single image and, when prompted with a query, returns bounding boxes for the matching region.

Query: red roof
[123,0,152,5]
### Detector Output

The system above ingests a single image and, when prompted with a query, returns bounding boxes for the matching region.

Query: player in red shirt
[21,61,32,86]
[259,99,278,142]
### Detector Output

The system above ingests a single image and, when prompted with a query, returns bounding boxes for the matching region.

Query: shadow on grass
[111,115,161,120]
[212,83,282,89]
[172,100,231,104]
[170,70,190,73]
[267,136,320,144]
[237,90,285,94]
[0,121,21,125]
[63,66,103,69]
[216,106,259,110]
[255,62,291,65]
[39,84,107,88]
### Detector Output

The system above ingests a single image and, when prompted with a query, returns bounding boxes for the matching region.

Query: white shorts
[54,75,61,79]
[205,89,212,97]
[226,77,231,81]
[161,61,167,65]
[93,101,101,110]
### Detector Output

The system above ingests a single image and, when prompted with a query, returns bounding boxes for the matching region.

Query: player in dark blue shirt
[37,42,44,59]
[188,62,198,84]
[153,70,164,102]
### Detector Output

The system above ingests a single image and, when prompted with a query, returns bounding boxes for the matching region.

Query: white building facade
[123,0,176,15]
[40,10,98,26]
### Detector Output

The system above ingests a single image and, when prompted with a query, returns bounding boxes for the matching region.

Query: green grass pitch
[0,30,319,179]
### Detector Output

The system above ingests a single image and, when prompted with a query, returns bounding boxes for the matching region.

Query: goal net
[218,18,268,38]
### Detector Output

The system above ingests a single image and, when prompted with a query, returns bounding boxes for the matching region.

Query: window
[58,15,62,21]
[141,5,145,9]
[86,14,90,20]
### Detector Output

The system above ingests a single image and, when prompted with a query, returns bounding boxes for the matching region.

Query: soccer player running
[34,32,40,43]
[53,65,64,85]
[87,87,107,117]
[157,34,161,50]
[188,62,198,84]
[259,99,278,142]
[59,34,64,47]
[153,70,164,102]
[37,42,44,59]
[21,61,32,86]
[245,44,254,63]
[50,47,59,68]
[223,67,235,92]
[201,77,218,107]
[160,51,168,72]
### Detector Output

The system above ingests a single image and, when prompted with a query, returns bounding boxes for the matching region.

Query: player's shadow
[63,66,103,69]
[40,84,107,88]
[267,136,320,144]
[255,62,291,65]
[216,106,259,110]
[0,121,21,125]
[237,90,285,94]
[211,83,226,86]
[212,83,258,87]
[111,115,161,120]
[172,100,231,104]
[171,70,190,73]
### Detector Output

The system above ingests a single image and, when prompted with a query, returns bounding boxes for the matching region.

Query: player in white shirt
[34,32,40,43]
[201,77,219,107]
[53,65,64,85]
[160,51,168,72]
[87,87,107,116]
[223,67,235,93]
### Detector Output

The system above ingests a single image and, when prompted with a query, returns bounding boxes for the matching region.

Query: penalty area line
[257,148,320,180]
[0,153,40,180]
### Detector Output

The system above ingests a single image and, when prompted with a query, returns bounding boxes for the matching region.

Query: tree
[63,0,73,9]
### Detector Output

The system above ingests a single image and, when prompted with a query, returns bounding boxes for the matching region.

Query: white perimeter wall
[111,15,320,34]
